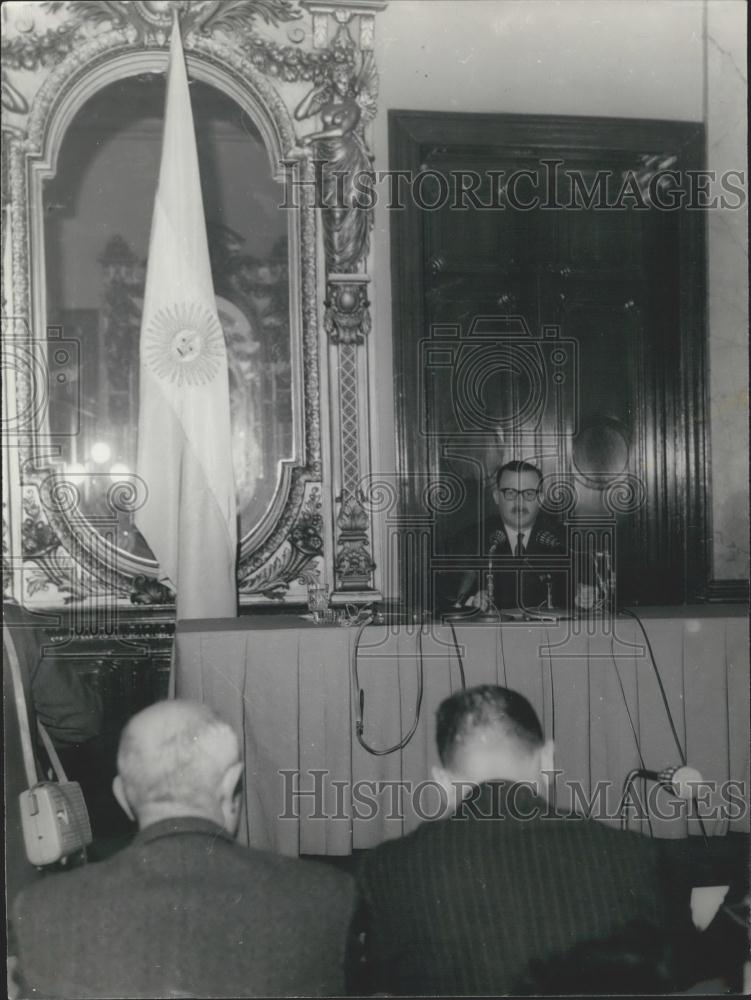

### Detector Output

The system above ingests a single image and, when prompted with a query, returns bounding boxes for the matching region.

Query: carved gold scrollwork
[324,275,371,345]
[294,25,377,272]
[238,484,324,599]
[428,253,446,276]
[0,1,331,102]
[25,1,303,46]
[332,341,376,593]
[3,5,332,607]
[292,13,380,597]
[300,0,387,51]
[334,492,375,588]
[631,152,679,206]
[3,0,388,607]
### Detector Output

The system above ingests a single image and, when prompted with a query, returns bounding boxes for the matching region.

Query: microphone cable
[608,648,655,837]
[609,633,650,774]
[616,609,709,842]
[618,768,654,836]
[619,607,687,766]
[446,618,467,691]
[352,618,424,756]
[544,626,557,809]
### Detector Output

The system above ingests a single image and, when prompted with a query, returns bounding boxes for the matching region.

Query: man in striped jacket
[355,684,679,995]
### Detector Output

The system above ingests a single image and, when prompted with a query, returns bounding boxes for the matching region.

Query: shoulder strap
[37,720,69,784]
[3,625,41,788]
[3,624,69,786]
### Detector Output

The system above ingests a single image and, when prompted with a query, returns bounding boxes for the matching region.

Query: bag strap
[2,625,41,788]
[3,624,70,786]
[37,720,69,784]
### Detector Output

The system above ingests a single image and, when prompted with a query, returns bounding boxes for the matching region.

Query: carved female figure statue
[294,50,377,274]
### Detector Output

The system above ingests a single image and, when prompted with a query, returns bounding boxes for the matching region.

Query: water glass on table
[307,584,330,623]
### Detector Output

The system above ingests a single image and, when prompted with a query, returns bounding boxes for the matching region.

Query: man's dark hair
[495,460,542,489]
[436,685,544,767]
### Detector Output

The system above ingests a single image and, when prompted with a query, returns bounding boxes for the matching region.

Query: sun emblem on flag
[145,302,225,387]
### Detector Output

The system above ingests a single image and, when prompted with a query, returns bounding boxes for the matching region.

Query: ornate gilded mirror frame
[2,0,386,609]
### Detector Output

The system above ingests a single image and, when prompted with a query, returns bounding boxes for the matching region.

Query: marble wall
[706,1,749,581]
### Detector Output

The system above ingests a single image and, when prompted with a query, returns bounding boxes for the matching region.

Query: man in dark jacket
[454,461,569,613]
[355,685,676,996]
[12,699,354,999]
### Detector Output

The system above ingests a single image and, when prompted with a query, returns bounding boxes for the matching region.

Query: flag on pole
[136,20,237,620]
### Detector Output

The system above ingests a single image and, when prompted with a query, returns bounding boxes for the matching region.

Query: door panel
[390,111,707,608]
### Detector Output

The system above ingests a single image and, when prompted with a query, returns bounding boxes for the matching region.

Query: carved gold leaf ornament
[144,302,225,387]
[1,73,29,115]
[5,0,384,605]
[41,0,303,36]
[2,0,309,83]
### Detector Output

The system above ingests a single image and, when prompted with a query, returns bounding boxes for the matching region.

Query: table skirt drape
[175,608,749,855]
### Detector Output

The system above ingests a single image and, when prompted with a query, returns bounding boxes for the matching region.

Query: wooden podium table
[175,607,749,856]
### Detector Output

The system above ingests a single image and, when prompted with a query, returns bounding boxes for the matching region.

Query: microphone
[634,764,703,800]
[538,572,554,611]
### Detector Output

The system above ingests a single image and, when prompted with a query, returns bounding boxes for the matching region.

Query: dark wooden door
[389,112,707,608]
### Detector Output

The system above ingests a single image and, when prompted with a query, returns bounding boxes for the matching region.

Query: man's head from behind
[113,700,243,835]
[493,460,542,532]
[433,685,554,800]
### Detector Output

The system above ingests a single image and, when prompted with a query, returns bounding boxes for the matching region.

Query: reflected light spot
[90,442,111,464]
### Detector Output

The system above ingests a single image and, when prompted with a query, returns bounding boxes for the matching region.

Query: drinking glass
[307,584,329,623]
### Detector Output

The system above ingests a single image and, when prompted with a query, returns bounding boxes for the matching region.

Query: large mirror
[43,73,294,562]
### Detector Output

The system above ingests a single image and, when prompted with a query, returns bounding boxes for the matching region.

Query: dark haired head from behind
[514,920,676,995]
[432,685,553,808]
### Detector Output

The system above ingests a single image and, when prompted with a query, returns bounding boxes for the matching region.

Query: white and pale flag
[136,21,237,619]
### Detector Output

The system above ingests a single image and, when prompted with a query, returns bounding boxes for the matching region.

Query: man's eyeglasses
[499,488,539,501]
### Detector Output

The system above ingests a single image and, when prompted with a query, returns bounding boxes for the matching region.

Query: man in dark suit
[12,699,354,999]
[355,685,676,996]
[454,460,569,613]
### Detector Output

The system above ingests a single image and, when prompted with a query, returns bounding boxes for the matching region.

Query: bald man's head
[114,701,243,833]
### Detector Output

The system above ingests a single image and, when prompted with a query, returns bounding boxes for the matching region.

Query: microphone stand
[469,542,506,622]
[448,542,502,622]
[454,541,506,622]
[540,573,554,612]
[486,540,498,609]
[517,551,559,621]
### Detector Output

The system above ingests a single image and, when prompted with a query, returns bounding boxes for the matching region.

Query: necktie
[515,533,524,557]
